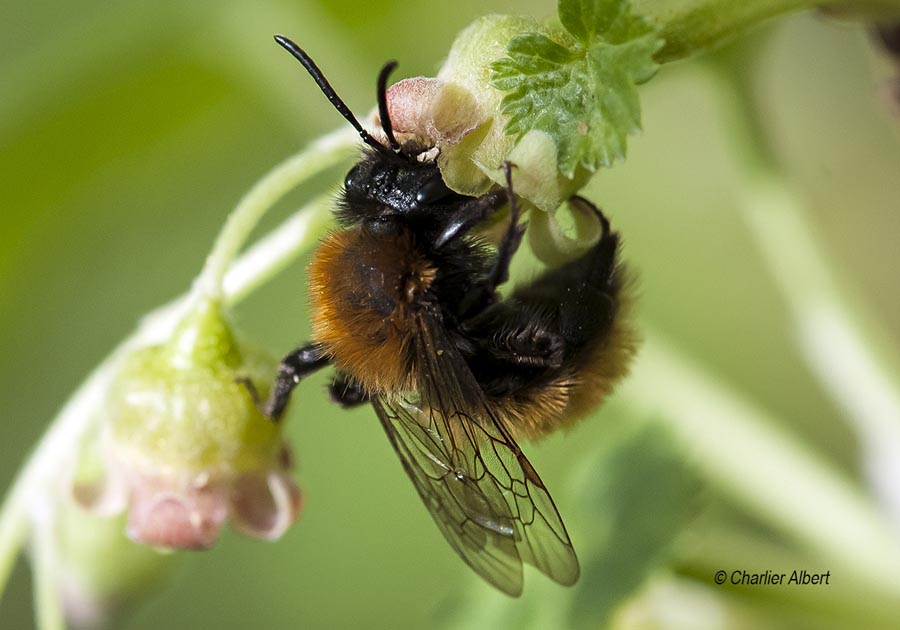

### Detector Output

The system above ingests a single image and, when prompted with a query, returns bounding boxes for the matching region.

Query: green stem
[221,193,334,304]
[195,125,356,300]
[709,52,900,524]
[621,333,900,597]
[0,502,27,608]
[640,0,819,63]
[32,506,64,630]
[637,0,900,64]
[0,352,122,602]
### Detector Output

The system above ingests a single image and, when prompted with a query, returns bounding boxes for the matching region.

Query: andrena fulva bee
[257,34,637,596]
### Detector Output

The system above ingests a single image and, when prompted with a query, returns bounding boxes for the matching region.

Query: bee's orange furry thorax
[308,227,435,396]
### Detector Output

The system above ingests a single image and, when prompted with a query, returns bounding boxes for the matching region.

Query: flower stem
[639,0,900,64]
[195,125,357,300]
[639,0,821,63]
[709,51,900,528]
[622,333,900,597]
[221,193,334,304]
[0,501,27,604]
[0,352,122,601]
[32,504,64,630]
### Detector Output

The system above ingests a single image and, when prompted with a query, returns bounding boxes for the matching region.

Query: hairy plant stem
[4,4,900,626]
[638,0,900,63]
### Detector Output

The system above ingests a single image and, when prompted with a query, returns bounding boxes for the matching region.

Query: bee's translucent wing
[370,313,579,595]
[372,396,524,594]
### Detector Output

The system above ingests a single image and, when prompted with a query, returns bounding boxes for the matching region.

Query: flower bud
[78,298,301,550]
[376,14,602,263]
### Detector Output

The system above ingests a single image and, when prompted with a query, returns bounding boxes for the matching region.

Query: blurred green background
[2,1,900,628]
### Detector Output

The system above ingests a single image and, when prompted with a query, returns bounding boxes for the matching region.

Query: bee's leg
[478,325,566,371]
[435,162,522,250]
[434,188,507,248]
[483,162,524,294]
[464,199,622,397]
[458,163,525,318]
[568,195,610,237]
[328,373,369,408]
[243,342,330,421]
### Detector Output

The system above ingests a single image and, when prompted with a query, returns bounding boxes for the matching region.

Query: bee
[261,35,637,596]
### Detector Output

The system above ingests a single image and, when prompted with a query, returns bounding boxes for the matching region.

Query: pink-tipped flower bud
[372,15,603,264]
[77,298,301,550]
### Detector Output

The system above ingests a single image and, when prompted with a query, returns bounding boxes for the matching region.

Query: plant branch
[196,125,357,299]
[621,333,900,598]
[636,0,900,63]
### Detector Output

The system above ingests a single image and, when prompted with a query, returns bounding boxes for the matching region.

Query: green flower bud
[436,15,541,198]
[375,14,604,263]
[79,298,301,550]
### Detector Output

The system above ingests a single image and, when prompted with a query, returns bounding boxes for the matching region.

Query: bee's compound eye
[415,171,454,205]
[344,164,362,190]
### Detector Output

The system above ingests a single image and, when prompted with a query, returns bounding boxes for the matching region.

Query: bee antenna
[274,35,390,155]
[377,61,401,151]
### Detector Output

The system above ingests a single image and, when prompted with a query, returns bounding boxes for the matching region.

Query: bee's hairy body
[307,176,636,439]
[309,226,436,395]
[262,34,638,595]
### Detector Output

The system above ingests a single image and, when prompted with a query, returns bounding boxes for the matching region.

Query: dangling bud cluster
[374,3,661,263]
[76,298,301,550]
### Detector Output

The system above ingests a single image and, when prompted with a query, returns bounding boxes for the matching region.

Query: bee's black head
[275,35,476,245]
[337,149,464,227]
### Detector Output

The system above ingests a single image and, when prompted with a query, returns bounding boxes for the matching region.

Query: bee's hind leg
[463,198,623,399]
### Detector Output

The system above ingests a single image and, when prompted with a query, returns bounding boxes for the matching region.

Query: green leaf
[490,0,662,178]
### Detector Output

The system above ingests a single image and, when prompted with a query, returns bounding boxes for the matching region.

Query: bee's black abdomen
[461,223,636,438]
[513,231,622,351]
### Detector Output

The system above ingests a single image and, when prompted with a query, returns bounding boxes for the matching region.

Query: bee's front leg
[242,342,330,421]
